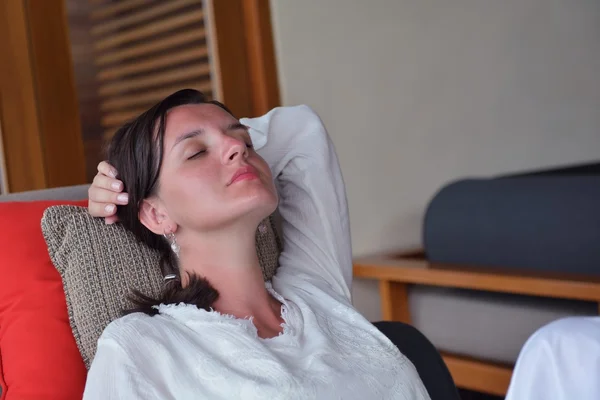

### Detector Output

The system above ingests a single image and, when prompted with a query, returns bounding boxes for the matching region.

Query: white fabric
[505,316,600,400]
[83,105,430,400]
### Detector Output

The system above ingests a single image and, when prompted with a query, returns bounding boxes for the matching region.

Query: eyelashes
[187,150,206,160]
[186,143,252,160]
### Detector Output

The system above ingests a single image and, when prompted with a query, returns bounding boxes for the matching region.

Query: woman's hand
[88,161,129,224]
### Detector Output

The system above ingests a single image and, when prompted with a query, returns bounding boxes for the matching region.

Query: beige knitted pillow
[41,205,281,369]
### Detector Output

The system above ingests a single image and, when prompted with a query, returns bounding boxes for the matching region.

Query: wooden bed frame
[354,250,600,396]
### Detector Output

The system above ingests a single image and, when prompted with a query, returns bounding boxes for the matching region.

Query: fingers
[89,178,128,202]
[88,185,128,206]
[97,161,118,179]
[104,215,119,225]
[87,191,120,215]
[92,173,123,193]
[88,161,129,220]
[88,199,113,219]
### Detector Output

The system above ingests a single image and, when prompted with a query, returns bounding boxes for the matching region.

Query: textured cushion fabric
[424,176,600,275]
[0,200,87,400]
[41,206,281,368]
[409,285,598,364]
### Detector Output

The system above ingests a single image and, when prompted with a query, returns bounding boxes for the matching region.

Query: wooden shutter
[0,0,86,192]
[89,0,213,139]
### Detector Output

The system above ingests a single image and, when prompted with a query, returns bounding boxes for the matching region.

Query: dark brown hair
[107,89,232,316]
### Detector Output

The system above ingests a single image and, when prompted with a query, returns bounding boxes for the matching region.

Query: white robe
[505,316,600,400]
[83,105,430,400]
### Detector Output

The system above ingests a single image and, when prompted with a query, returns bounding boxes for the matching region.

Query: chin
[242,188,279,219]
[226,177,278,225]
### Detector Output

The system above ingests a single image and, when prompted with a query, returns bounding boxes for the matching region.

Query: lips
[228,165,259,185]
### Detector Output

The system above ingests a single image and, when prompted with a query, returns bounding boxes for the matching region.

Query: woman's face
[151,103,278,234]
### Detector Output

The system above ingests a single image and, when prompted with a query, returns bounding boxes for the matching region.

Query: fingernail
[108,169,117,178]
[111,181,122,190]
[117,193,129,204]
[105,204,115,213]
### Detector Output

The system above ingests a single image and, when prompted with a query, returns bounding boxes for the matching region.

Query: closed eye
[187,150,206,160]
[243,133,254,149]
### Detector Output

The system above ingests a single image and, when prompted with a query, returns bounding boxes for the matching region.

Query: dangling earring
[163,230,180,257]
[258,220,268,234]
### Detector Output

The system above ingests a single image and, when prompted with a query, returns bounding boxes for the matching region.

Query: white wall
[269,0,600,320]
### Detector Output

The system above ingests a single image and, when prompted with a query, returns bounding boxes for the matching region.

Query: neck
[177,226,278,321]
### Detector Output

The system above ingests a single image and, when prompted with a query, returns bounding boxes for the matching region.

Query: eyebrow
[171,123,249,150]
[172,129,204,150]
[227,122,249,132]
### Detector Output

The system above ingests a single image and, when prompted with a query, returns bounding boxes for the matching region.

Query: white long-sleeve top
[83,105,430,400]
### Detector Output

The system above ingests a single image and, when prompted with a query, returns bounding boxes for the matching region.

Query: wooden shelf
[441,353,512,396]
[354,252,600,302]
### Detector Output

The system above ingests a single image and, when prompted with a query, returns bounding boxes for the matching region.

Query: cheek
[167,164,216,192]
[160,163,224,220]
[253,157,279,208]
[252,154,273,181]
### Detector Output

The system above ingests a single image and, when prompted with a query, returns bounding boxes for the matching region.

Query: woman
[85,89,456,399]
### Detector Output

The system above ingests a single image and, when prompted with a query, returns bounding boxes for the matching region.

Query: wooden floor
[459,389,504,400]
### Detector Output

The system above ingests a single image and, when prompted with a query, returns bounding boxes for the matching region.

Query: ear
[139,198,178,235]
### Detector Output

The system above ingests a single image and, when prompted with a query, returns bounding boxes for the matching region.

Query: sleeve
[83,335,163,400]
[241,105,353,300]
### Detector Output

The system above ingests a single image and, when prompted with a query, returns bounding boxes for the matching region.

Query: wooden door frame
[0,0,86,193]
[0,104,9,194]
[208,0,281,118]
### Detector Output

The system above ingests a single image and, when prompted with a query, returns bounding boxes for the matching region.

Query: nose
[222,135,248,164]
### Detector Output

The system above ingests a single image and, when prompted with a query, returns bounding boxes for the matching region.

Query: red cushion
[0,200,87,400]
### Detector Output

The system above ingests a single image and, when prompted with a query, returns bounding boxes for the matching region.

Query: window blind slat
[95,29,205,66]
[97,46,207,81]
[90,0,152,21]
[91,0,198,36]
[101,108,147,127]
[95,10,203,51]
[98,64,210,96]
[100,81,212,111]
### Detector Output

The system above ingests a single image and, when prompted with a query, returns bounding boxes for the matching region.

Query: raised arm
[242,105,352,300]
